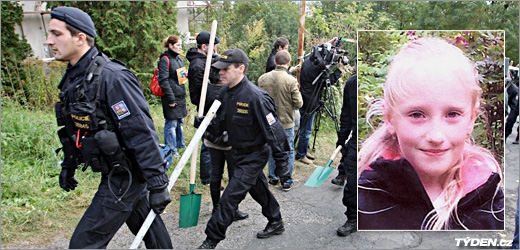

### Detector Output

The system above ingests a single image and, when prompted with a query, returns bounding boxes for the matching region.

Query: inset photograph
[357,30,505,230]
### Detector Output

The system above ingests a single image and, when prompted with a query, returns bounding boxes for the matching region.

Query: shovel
[178,20,218,229]
[304,145,342,187]
[178,153,202,228]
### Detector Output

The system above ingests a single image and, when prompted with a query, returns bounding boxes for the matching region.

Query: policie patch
[111,101,131,120]
[266,112,276,125]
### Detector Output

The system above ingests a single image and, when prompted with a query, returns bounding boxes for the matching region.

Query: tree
[204,1,301,82]
[1,1,33,100]
[46,2,179,72]
[378,1,519,64]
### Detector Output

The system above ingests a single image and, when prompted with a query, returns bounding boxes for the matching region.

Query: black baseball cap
[196,31,220,45]
[50,6,97,38]
[212,48,249,69]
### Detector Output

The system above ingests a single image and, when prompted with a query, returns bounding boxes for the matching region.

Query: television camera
[310,37,349,69]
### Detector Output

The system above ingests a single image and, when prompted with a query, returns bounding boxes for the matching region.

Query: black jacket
[57,47,169,190]
[336,74,357,146]
[358,158,504,230]
[208,76,290,165]
[158,49,187,120]
[265,48,277,73]
[299,56,342,112]
[186,47,221,112]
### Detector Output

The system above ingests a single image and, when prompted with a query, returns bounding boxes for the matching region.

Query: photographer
[296,37,347,164]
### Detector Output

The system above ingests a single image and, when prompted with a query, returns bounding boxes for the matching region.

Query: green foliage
[0,101,196,245]
[304,1,399,74]
[46,1,179,101]
[18,58,66,108]
[1,1,34,102]
[380,1,519,64]
[46,2,178,70]
[1,100,100,242]
[207,1,301,82]
[358,30,505,161]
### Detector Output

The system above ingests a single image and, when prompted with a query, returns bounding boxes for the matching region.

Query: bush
[1,1,33,103]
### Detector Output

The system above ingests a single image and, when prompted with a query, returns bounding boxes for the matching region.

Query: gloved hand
[336,138,346,147]
[59,167,78,192]
[336,130,347,147]
[204,131,229,147]
[194,116,205,128]
[149,185,172,214]
[275,161,291,184]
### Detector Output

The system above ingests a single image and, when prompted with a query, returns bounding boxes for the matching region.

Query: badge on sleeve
[266,112,276,125]
[111,101,131,120]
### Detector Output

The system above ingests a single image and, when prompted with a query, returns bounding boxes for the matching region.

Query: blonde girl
[358,37,504,230]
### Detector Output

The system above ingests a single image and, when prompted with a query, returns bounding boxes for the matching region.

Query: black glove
[336,130,347,147]
[275,161,291,184]
[204,131,229,147]
[59,167,78,192]
[149,184,172,214]
[194,116,205,128]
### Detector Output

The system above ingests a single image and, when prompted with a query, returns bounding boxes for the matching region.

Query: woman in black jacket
[158,35,188,157]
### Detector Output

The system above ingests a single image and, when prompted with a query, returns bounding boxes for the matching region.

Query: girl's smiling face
[385,65,479,184]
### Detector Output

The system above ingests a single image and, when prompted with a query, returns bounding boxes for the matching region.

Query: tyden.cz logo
[455,237,513,247]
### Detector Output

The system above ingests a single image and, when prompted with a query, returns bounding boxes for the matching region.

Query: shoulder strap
[162,55,170,68]
[86,53,111,101]
[86,53,114,130]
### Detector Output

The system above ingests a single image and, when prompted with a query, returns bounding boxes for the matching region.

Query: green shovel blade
[304,160,335,187]
[179,184,201,228]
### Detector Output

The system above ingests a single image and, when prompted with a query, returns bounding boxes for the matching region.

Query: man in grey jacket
[258,50,303,191]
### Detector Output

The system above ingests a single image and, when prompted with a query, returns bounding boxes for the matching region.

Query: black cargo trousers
[205,144,282,241]
[341,132,357,221]
[69,170,172,249]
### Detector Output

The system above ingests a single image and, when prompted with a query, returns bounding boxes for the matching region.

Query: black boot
[331,174,346,186]
[197,238,219,249]
[233,209,249,221]
[337,220,357,236]
[256,219,284,238]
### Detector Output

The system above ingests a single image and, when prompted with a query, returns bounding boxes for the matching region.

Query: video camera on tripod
[310,37,348,70]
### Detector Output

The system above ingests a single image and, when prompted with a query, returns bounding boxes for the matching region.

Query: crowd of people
[46,6,516,250]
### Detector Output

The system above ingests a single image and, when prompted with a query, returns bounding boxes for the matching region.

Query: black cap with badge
[212,48,249,69]
[50,6,97,38]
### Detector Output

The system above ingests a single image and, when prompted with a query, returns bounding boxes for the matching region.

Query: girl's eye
[409,112,424,119]
[447,111,461,118]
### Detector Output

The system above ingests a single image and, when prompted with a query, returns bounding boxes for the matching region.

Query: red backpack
[150,56,170,97]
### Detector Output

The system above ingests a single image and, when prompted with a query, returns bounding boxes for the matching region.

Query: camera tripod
[295,68,339,152]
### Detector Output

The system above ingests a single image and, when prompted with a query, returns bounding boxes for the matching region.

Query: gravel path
[6,126,518,249]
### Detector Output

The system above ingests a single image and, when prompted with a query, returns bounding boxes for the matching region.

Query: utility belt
[232,143,267,155]
[80,129,130,174]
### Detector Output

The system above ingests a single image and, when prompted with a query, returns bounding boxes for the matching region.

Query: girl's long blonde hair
[358,37,503,230]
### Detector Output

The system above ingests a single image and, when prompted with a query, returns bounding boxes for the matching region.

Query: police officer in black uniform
[335,73,358,236]
[47,6,172,248]
[197,48,291,249]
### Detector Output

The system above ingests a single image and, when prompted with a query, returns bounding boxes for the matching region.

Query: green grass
[1,98,338,247]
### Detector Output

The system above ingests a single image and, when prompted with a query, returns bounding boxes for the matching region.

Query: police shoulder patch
[266,112,276,125]
[111,101,131,120]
